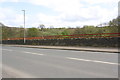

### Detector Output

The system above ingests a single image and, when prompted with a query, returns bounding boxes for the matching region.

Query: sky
[0,0,119,28]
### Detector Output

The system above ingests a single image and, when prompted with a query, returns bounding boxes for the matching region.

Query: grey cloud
[61,15,98,22]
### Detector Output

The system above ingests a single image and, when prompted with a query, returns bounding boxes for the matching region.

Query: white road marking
[24,52,44,55]
[75,51,116,55]
[66,57,118,65]
[2,49,13,51]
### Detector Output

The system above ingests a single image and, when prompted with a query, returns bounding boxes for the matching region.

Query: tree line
[1,16,119,39]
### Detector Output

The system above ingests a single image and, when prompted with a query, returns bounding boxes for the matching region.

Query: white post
[22,10,26,43]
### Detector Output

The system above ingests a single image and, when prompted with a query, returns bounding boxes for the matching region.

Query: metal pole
[22,10,26,44]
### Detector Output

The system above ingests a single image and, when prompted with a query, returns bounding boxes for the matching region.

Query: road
[2,46,118,78]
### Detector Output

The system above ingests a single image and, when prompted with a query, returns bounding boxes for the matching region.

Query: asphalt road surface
[2,46,118,78]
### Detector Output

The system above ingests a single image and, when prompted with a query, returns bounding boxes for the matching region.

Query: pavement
[2,46,119,78]
[3,44,119,53]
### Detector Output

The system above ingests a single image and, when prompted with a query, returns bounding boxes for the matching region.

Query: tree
[38,24,45,31]
[108,17,118,27]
